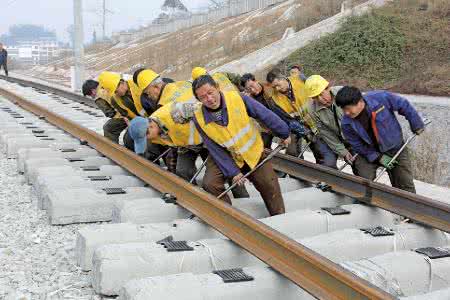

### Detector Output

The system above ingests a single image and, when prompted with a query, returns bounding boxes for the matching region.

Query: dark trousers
[103,118,127,144]
[286,133,302,157]
[353,147,416,193]
[176,148,209,182]
[0,62,8,76]
[177,148,249,198]
[202,153,285,216]
[261,132,274,149]
[310,139,339,169]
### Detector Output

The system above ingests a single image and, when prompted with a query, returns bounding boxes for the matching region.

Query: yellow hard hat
[191,67,207,80]
[305,75,329,98]
[137,69,159,91]
[98,71,121,95]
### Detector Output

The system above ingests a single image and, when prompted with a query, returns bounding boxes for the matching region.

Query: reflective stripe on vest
[213,73,238,93]
[159,81,195,106]
[194,91,263,169]
[151,102,202,147]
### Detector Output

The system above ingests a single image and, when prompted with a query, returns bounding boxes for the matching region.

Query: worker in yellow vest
[266,68,326,164]
[192,75,291,216]
[82,79,127,143]
[191,67,242,93]
[137,69,195,108]
[128,100,206,182]
[98,71,149,151]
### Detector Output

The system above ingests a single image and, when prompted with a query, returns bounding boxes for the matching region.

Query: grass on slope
[277,0,450,96]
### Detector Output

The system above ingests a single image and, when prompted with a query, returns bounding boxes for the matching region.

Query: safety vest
[158,81,195,106]
[151,102,202,147]
[272,76,317,133]
[128,79,147,117]
[212,73,238,93]
[112,79,142,119]
[194,91,264,169]
[96,87,121,118]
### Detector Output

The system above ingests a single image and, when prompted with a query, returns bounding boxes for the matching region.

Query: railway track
[0,76,449,299]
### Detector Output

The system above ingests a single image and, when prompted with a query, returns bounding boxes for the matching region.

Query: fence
[113,0,288,43]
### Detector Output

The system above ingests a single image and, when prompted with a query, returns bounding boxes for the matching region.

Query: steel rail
[0,75,96,108]
[271,154,450,233]
[2,75,449,233]
[0,84,396,299]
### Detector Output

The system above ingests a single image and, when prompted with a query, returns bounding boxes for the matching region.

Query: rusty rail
[271,154,450,233]
[0,80,397,299]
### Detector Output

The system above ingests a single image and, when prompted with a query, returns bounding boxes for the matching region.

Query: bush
[285,12,406,87]
[278,0,450,95]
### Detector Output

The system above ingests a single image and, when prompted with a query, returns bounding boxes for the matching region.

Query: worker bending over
[191,67,242,93]
[241,72,308,150]
[82,79,127,144]
[266,68,326,162]
[192,75,290,216]
[335,86,424,193]
[305,75,360,169]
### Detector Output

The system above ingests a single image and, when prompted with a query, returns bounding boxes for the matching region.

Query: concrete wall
[400,95,450,187]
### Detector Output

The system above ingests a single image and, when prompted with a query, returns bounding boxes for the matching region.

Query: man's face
[89,89,97,99]
[289,68,301,78]
[115,81,128,97]
[342,99,365,118]
[271,78,289,94]
[147,121,161,140]
[0,44,3,50]
[195,83,221,109]
[144,83,162,102]
[314,87,333,107]
[244,80,262,96]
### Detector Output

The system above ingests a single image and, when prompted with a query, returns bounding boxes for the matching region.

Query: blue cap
[128,117,149,154]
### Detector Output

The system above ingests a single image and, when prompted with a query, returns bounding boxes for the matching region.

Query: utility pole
[73,0,85,92]
[102,0,106,40]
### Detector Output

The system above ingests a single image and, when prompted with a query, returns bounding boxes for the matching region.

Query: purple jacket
[194,93,289,178]
[341,91,424,162]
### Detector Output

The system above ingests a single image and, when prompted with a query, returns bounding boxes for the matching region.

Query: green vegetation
[277,0,450,96]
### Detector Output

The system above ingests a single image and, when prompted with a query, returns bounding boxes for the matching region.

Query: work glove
[288,120,306,138]
[379,154,398,170]
[414,127,425,135]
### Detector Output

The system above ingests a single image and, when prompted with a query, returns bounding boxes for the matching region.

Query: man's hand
[343,152,355,165]
[232,173,247,187]
[280,136,291,147]
[415,127,424,135]
[379,154,398,170]
[123,117,130,126]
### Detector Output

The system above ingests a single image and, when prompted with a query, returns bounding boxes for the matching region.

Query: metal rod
[152,148,171,163]
[338,153,358,171]
[189,157,208,184]
[218,145,284,199]
[297,140,311,158]
[375,119,431,182]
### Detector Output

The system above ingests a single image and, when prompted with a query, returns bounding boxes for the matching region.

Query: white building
[6,39,61,65]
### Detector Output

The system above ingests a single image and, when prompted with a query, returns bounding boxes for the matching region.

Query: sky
[0,0,214,44]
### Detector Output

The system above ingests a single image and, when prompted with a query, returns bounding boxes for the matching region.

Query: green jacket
[308,86,349,157]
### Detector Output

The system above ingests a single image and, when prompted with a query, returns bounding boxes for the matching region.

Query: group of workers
[82,64,425,216]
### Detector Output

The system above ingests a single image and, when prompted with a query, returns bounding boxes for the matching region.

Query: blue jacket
[341,91,424,162]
